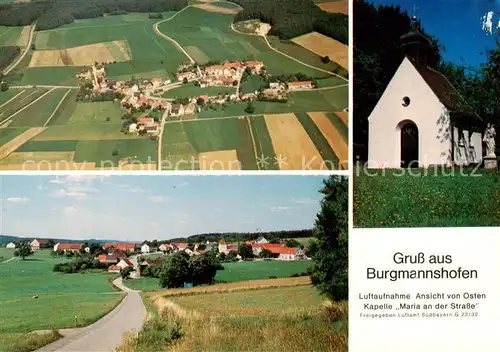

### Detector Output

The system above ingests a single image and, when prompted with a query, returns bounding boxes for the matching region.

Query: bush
[120,310,182,352]
[121,266,134,279]
[53,254,108,274]
[158,251,223,288]
[269,275,277,279]
[324,301,348,323]
[244,102,255,114]
[321,55,330,63]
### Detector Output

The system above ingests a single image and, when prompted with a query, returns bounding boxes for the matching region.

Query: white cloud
[148,196,170,203]
[214,208,223,213]
[269,205,292,212]
[6,197,29,204]
[292,197,316,205]
[242,219,254,224]
[53,188,88,200]
[119,184,148,193]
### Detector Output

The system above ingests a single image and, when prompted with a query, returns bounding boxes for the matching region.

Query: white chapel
[367,17,484,168]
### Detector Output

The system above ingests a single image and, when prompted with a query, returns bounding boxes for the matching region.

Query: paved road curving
[36,278,146,352]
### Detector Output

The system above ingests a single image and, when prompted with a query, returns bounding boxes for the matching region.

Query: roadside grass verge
[140,285,348,351]
[116,296,182,352]
[354,169,500,227]
[0,330,63,352]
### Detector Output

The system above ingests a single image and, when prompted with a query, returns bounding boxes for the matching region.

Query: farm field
[0,26,24,46]
[267,36,347,75]
[157,6,335,80]
[0,250,124,351]
[162,82,236,98]
[197,87,348,118]
[13,12,186,84]
[29,40,131,67]
[0,88,49,126]
[292,31,348,70]
[0,127,28,146]
[315,0,348,15]
[8,88,69,127]
[147,284,347,351]
[354,170,500,227]
[161,110,347,170]
[124,260,313,291]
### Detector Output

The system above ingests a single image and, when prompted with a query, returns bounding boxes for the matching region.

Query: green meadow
[0,26,23,46]
[124,260,313,291]
[0,251,124,350]
[162,285,347,351]
[354,169,500,227]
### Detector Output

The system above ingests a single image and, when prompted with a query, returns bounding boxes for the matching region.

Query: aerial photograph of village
[0,0,348,171]
[0,174,348,351]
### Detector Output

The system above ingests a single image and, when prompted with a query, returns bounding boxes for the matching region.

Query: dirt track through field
[264,113,324,170]
[246,117,259,169]
[292,32,348,70]
[0,88,54,127]
[308,112,348,169]
[193,3,240,14]
[43,89,72,127]
[317,0,348,15]
[0,90,25,111]
[0,127,46,161]
[199,150,241,170]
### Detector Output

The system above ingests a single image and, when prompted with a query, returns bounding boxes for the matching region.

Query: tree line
[0,0,187,30]
[232,0,348,44]
[167,229,313,244]
[353,0,500,161]
[0,46,21,72]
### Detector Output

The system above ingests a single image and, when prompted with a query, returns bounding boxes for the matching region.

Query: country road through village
[35,278,146,352]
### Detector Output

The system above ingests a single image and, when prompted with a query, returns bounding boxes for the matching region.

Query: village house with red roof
[287,81,314,91]
[53,243,82,253]
[117,258,134,270]
[103,242,137,253]
[30,239,44,250]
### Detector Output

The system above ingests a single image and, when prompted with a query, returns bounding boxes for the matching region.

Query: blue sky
[372,0,500,67]
[0,175,326,241]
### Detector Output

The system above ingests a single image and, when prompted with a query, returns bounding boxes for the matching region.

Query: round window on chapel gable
[402,96,411,107]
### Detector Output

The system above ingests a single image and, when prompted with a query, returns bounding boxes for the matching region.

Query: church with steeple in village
[367,16,484,168]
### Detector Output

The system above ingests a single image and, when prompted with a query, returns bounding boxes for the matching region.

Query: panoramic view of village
[0,175,348,351]
[0,0,348,170]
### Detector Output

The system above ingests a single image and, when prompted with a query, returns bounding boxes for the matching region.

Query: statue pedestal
[484,156,498,170]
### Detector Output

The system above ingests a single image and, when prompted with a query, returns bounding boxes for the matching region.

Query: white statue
[483,123,496,157]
